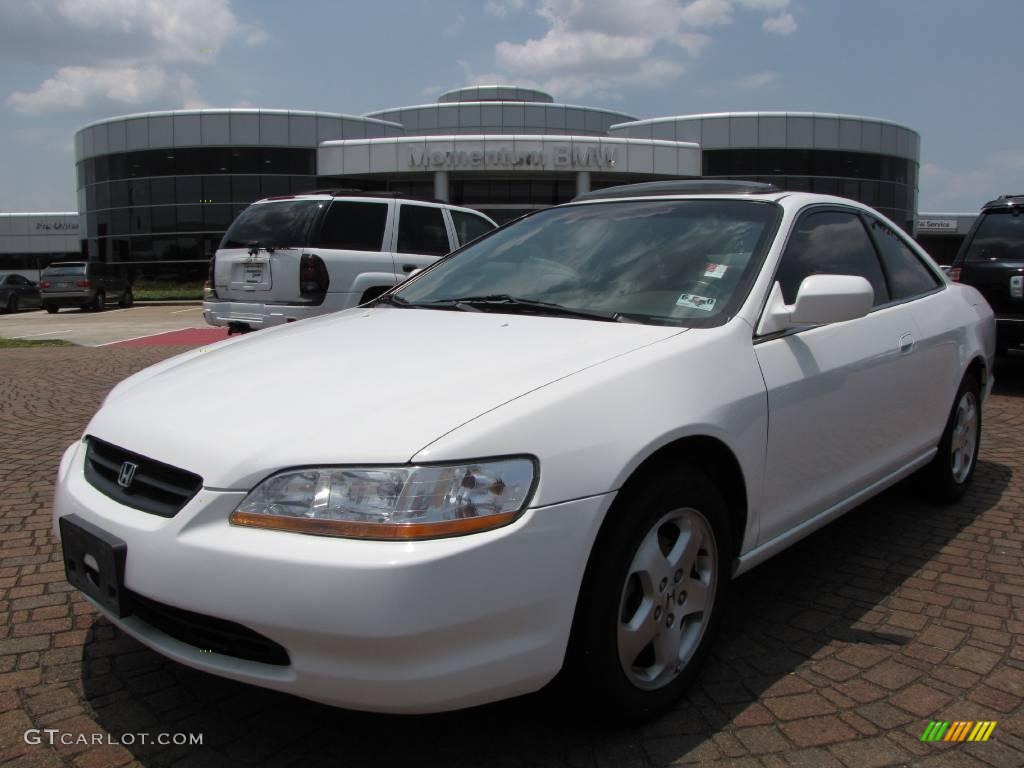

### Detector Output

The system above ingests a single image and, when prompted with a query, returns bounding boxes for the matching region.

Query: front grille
[129,591,290,666]
[84,436,202,518]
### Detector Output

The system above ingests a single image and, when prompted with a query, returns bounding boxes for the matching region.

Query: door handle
[401,264,417,273]
[899,333,915,354]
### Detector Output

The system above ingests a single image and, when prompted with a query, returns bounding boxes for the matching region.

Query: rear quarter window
[313,201,388,251]
[963,211,1024,262]
[451,210,496,246]
[220,200,322,250]
[396,204,450,256]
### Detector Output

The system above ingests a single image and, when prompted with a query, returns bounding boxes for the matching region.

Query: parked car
[54,181,994,719]
[0,273,42,313]
[39,262,133,313]
[202,191,497,332]
[948,194,1024,355]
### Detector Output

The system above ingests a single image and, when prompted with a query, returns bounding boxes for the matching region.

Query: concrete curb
[134,300,203,306]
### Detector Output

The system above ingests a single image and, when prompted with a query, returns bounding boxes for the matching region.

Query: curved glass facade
[77,147,317,280]
[702,148,917,229]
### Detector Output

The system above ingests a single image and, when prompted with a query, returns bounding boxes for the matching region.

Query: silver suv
[40,262,133,313]
[203,192,496,332]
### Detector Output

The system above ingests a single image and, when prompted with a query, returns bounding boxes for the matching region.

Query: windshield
[42,264,86,277]
[393,199,780,326]
[220,199,322,250]
[964,210,1024,262]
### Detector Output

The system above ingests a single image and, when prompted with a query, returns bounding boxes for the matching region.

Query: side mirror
[758,274,874,335]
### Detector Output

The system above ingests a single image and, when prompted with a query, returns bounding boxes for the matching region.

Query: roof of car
[981,194,1024,211]
[574,180,782,202]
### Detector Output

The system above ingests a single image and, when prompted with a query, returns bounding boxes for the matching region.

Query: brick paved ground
[1,346,1022,768]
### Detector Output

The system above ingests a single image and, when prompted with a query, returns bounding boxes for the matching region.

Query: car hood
[87,307,684,489]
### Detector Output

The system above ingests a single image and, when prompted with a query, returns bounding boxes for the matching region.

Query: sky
[0,0,1020,214]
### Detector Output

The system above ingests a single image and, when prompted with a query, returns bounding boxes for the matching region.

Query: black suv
[950,195,1024,355]
[39,262,133,313]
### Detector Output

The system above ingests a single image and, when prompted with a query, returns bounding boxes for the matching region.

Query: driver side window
[776,210,889,306]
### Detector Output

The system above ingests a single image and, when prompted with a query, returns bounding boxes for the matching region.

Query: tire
[118,287,133,308]
[564,466,733,721]
[44,303,58,314]
[92,290,106,312]
[4,295,15,314]
[918,372,981,502]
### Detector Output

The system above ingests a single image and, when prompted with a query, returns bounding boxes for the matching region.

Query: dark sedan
[0,274,42,313]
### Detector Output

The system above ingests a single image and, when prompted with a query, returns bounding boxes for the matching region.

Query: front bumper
[53,441,610,713]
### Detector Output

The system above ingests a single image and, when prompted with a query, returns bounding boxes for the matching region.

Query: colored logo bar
[921,721,997,742]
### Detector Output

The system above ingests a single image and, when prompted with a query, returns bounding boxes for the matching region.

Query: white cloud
[476,0,798,99]
[485,0,527,17]
[763,12,797,34]
[445,14,465,37]
[8,64,202,114]
[2,0,265,113]
[734,70,778,89]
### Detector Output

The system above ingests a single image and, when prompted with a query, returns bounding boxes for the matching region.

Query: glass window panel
[107,153,126,181]
[150,178,175,205]
[151,149,176,177]
[259,175,289,197]
[203,204,236,231]
[85,184,97,212]
[175,176,202,204]
[128,179,149,206]
[231,175,261,203]
[314,201,388,251]
[451,210,496,246]
[202,175,231,203]
[206,147,232,173]
[176,204,204,231]
[109,180,130,208]
[111,238,130,262]
[94,155,109,183]
[84,158,96,186]
[230,147,261,173]
[151,206,176,233]
[149,236,175,261]
[94,183,110,210]
[860,181,879,206]
[290,176,316,194]
[840,179,860,200]
[867,217,940,298]
[775,210,889,306]
[95,210,111,235]
[130,206,151,235]
[174,148,203,175]
[176,236,202,261]
[110,208,130,235]
[396,204,450,255]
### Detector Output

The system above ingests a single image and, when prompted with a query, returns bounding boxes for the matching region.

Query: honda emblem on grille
[117,461,138,489]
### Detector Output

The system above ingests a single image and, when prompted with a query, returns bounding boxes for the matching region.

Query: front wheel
[918,372,981,502]
[92,290,106,312]
[565,467,732,721]
[44,303,58,314]
[118,287,133,308]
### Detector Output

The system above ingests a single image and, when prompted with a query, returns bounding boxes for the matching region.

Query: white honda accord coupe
[53,181,995,719]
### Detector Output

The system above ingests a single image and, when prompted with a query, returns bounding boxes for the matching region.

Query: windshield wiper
[417,294,629,322]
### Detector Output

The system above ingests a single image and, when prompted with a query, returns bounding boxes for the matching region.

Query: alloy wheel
[951,390,978,484]
[617,507,717,690]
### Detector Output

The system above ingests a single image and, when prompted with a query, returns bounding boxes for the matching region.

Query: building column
[576,171,591,197]
[433,171,449,202]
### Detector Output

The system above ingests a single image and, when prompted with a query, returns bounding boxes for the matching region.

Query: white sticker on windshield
[676,293,717,312]
[704,263,728,279]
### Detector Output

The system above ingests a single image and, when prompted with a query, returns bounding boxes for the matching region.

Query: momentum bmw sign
[408,144,617,170]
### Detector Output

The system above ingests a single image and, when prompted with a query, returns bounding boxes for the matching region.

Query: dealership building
[1,85,938,281]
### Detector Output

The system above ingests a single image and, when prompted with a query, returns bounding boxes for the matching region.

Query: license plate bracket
[244,264,263,283]
[59,515,132,618]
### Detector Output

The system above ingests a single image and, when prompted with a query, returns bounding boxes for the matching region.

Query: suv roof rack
[983,194,1024,210]
[573,179,782,202]
[291,188,445,203]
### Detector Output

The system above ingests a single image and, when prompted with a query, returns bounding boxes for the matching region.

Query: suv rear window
[963,211,1024,262]
[451,210,495,246]
[220,200,322,250]
[42,264,86,277]
[314,201,388,251]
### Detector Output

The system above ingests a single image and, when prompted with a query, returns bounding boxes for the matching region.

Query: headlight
[229,458,536,540]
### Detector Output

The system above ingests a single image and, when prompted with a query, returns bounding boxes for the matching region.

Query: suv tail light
[40,281,51,289]
[948,267,961,282]
[204,254,217,299]
[75,280,91,288]
[299,253,329,299]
